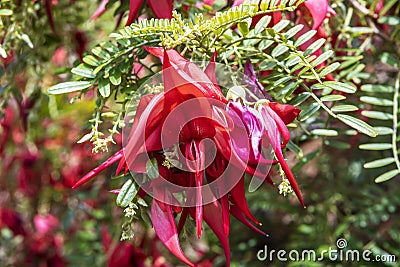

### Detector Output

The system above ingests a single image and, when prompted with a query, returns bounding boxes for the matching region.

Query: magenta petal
[232,0,245,7]
[90,0,109,21]
[204,51,222,94]
[304,0,329,30]
[186,141,205,238]
[45,0,56,35]
[230,177,260,225]
[221,195,230,236]
[177,207,189,235]
[108,189,120,194]
[147,0,173,19]
[115,155,126,176]
[72,149,123,188]
[151,200,194,267]
[230,205,267,236]
[226,102,264,164]
[203,200,231,266]
[146,47,227,102]
[126,0,144,25]
[265,105,291,147]
[243,61,271,101]
[261,107,305,207]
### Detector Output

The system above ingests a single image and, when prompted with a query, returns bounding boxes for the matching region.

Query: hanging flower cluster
[73,48,304,266]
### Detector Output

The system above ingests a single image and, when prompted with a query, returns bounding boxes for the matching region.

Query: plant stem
[391,72,400,173]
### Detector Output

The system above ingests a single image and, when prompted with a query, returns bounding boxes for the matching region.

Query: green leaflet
[116,179,138,208]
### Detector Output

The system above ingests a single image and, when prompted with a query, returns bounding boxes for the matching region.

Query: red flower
[74,49,304,266]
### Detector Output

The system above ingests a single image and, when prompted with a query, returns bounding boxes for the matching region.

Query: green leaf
[375,169,399,183]
[237,22,249,36]
[0,9,13,16]
[374,126,393,135]
[364,158,395,169]
[303,38,325,57]
[320,95,346,102]
[313,81,356,93]
[337,114,377,137]
[272,20,290,33]
[285,55,301,67]
[140,209,153,227]
[380,52,399,67]
[20,34,33,48]
[380,0,398,15]
[311,129,338,136]
[331,105,359,113]
[289,92,310,106]
[343,129,357,136]
[347,27,374,35]
[83,55,100,66]
[254,16,271,34]
[359,143,392,150]
[298,103,320,121]
[311,50,334,67]
[258,40,274,50]
[259,60,277,70]
[324,140,351,149]
[0,45,6,58]
[71,65,95,78]
[273,76,291,87]
[361,84,393,93]
[361,111,392,120]
[48,81,91,95]
[377,16,400,26]
[287,140,303,158]
[116,179,138,207]
[319,62,340,77]
[294,30,317,47]
[360,96,393,106]
[284,24,304,39]
[271,44,289,58]
[92,47,110,59]
[109,71,122,86]
[98,79,111,98]
[146,158,159,180]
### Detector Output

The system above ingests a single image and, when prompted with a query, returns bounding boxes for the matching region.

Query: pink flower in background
[0,209,25,236]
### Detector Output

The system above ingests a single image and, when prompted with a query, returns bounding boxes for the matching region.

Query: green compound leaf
[48,81,91,95]
[359,143,392,150]
[337,114,377,137]
[360,96,393,106]
[331,105,359,113]
[98,79,111,98]
[116,179,138,207]
[311,129,339,136]
[364,158,396,169]
[375,169,399,183]
[146,158,159,180]
[294,30,317,47]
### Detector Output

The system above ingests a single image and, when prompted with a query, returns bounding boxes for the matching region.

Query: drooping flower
[91,0,174,25]
[74,48,304,266]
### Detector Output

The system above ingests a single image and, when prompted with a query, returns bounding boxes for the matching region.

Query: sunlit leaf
[337,114,377,137]
[375,169,399,183]
[364,158,396,169]
[48,81,91,95]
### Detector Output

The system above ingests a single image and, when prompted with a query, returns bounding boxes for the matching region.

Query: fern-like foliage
[360,72,400,183]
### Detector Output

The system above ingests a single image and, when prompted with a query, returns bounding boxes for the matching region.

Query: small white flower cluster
[162,144,182,169]
[124,202,139,218]
[278,178,293,197]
